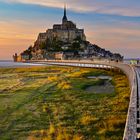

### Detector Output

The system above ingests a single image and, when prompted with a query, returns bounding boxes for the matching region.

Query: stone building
[55,52,64,60]
[13,5,123,62]
[34,5,86,50]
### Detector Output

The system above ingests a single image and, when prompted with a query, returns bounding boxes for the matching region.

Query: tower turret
[62,4,67,23]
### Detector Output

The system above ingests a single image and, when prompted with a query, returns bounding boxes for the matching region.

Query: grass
[0,66,130,140]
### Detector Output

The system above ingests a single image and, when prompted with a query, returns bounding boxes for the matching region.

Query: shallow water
[0,61,45,68]
[86,81,115,94]
[87,76,112,80]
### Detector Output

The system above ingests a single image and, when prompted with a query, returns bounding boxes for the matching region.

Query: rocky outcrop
[14,5,123,62]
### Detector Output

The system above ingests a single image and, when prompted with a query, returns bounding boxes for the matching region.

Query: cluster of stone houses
[13,43,123,62]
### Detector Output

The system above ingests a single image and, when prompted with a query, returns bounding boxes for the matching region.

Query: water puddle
[87,76,112,80]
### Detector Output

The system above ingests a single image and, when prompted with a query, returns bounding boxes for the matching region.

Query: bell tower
[62,4,67,23]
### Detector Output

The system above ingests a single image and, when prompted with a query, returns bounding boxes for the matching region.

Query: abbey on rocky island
[13,5,123,62]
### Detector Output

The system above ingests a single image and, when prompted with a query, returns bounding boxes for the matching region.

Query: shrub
[57,81,71,90]
[73,135,83,140]
[49,123,55,135]
[47,76,58,82]
[68,70,90,78]
[81,115,93,125]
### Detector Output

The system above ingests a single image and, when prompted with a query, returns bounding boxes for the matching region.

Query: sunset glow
[0,0,140,59]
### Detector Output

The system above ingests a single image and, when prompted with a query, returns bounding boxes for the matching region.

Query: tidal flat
[0,66,130,140]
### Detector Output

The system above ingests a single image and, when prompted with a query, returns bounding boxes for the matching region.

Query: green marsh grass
[0,66,130,140]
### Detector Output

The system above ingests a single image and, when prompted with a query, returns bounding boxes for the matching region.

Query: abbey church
[35,5,86,49]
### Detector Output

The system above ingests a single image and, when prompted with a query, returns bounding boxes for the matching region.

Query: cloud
[0,20,37,59]
[86,22,140,41]
[0,20,43,40]
[0,0,140,59]
[85,24,140,58]
[1,0,140,17]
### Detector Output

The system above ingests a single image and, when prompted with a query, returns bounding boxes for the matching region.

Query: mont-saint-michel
[1,1,139,140]
[13,6,123,62]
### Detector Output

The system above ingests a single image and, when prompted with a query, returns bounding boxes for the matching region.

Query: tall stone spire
[62,4,67,23]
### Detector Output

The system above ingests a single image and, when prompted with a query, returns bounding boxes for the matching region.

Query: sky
[0,0,140,60]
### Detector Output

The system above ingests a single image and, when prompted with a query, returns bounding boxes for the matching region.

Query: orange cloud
[0,20,39,59]
[85,25,140,57]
